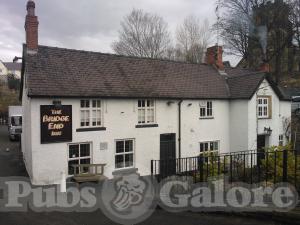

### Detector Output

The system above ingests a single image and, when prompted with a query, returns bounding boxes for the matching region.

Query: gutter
[178,99,183,158]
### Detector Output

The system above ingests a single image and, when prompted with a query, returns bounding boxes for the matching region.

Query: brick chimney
[205,45,224,71]
[259,62,270,73]
[25,0,38,53]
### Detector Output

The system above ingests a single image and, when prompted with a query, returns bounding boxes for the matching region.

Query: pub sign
[40,105,72,144]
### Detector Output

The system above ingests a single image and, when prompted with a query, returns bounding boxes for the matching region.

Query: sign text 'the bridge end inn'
[40,105,72,144]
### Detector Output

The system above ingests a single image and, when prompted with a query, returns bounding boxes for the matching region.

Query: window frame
[279,134,284,146]
[199,140,220,163]
[80,99,102,128]
[137,99,156,125]
[114,139,135,170]
[257,96,272,119]
[67,142,92,175]
[199,101,214,119]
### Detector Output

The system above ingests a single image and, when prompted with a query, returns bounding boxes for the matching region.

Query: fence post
[282,150,288,183]
[230,155,233,183]
[198,155,204,182]
[151,160,153,177]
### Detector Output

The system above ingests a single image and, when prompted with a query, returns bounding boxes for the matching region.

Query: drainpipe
[178,100,183,159]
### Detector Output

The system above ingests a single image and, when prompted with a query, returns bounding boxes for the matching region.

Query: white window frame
[279,135,284,146]
[199,140,219,163]
[257,97,269,119]
[80,99,102,128]
[199,101,213,118]
[137,99,156,124]
[115,139,135,170]
[68,142,92,175]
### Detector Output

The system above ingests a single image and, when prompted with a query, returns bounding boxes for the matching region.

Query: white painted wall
[229,100,249,152]
[21,82,33,178]
[247,79,291,150]
[21,79,291,185]
[7,70,21,79]
[181,100,230,157]
[23,97,232,185]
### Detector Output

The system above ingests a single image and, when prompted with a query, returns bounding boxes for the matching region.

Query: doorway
[257,135,266,164]
[160,133,176,178]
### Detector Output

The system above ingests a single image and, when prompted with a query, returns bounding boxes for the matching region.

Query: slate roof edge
[27,93,259,101]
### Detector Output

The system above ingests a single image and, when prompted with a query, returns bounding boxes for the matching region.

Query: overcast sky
[0,0,239,65]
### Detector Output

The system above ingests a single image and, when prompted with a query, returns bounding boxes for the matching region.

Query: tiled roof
[4,62,22,71]
[227,73,265,99]
[22,45,288,100]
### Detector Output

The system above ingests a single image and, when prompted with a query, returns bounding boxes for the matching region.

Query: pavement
[0,125,288,225]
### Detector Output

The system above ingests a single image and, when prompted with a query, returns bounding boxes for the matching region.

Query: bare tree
[289,0,300,48]
[175,16,211,63]
[112,9,171,59]
[216,0,266,59]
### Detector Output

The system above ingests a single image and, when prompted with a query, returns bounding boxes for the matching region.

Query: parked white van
[8,106,22,141]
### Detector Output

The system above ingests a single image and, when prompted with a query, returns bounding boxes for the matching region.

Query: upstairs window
[80,100,102,127]
[200,101,213,118]
[257,97,271,119]
[138,100,155,124]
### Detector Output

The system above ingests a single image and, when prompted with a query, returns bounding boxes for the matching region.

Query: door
[257,135,266,165]
[160,133,176,178]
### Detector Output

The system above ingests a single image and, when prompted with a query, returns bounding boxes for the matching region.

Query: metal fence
[0,117,7,125]
[151,149,300,190]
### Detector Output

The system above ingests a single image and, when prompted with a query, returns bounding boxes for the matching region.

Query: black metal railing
[0,117,7,125]
[151,149,300,190]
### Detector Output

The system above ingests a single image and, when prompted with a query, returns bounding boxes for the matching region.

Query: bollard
[60,171,66,193]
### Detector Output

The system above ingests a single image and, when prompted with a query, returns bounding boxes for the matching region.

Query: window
[115,139,134,169]
[200,101,213,118]
[279,135,284,146]
[200,141,219,163]
[138,100,155,124]
[257,97,271,119]
[80,100,102,127]
[11,116,22,126]
[68,143,91,175]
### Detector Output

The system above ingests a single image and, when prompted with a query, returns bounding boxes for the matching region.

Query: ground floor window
[115,139,134,169]
[279,135,284,146]
[68,143,91,175]
[199,140,219,163]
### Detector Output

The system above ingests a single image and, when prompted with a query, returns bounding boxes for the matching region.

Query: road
[0,125,284,225]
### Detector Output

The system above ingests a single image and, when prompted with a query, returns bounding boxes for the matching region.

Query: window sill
[76,127,106,132]
[258,117,272,120]
[135,124,159,128]
[199,117,214,120]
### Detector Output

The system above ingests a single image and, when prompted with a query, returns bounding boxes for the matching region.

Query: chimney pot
[27,0,35,15]
[25,0,38,53]
[205,45,224,71]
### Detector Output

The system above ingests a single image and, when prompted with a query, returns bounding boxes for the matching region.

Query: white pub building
[21,1,291,185]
